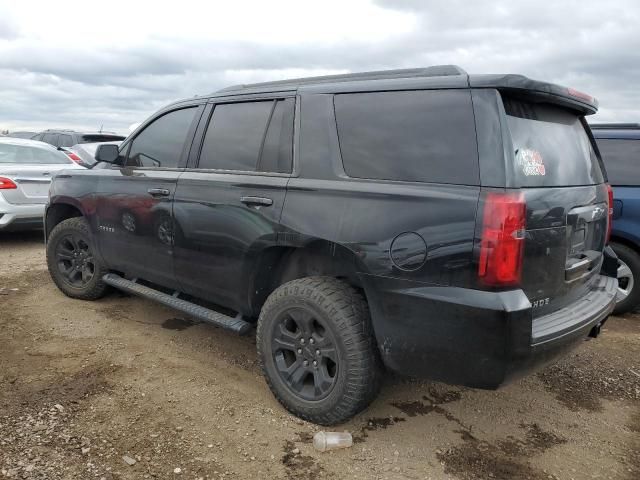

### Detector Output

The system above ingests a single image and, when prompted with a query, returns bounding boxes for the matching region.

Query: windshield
[503,97,604,187]
[0,144,71,164]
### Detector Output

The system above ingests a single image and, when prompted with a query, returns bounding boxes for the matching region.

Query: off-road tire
[611,242,640,315]
[257,276,381,425]
[46,217,109,300]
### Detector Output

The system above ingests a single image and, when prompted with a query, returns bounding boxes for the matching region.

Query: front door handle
[147,188,171,197]
[240,196,273,207]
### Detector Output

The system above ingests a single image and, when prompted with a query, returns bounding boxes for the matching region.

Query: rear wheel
[46,217,109,300]
[611,242,640,315]
[257,277,381,425]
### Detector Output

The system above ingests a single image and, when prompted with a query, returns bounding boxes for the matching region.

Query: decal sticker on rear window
[516,149,546,176]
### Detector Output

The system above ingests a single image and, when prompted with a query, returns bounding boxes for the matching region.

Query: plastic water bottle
[313,431,353,452]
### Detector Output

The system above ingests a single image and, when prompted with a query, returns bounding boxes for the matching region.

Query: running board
[102,273,252,335]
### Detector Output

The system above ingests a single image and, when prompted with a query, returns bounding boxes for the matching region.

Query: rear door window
[198,99,294,173]
[333,90,479,184]
[502,98,604,187]
[42,133,59,146]
[595,138,640,186]
[257,98,294,173]
[58,134,74,147]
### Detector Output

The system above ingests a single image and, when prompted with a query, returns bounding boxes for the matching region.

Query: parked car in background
[592,123,640,314]
[0,138,81,230]
[45,66,617,424]
[61,141,122,168]
[32,129,125,156]
[6,131,38,139]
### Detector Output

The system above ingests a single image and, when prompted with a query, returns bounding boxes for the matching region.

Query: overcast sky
[0,0,638,134]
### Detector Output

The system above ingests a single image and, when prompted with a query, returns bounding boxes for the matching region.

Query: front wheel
[46,217,109,300]
[257,277,381,425]
[611,242,640,315]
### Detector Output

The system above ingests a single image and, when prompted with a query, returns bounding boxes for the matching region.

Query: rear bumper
[0,194,45,230]
[361,273,616,388]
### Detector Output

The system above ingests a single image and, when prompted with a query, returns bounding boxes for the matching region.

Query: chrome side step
[102,273,252,335]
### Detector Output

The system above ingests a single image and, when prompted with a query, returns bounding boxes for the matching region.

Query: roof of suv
[198,65,597,115]
[590,123,640,140]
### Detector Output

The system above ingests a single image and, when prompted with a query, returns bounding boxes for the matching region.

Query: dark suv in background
[32,129,125,149]
[592,123,640,314]
[44,66,617,424]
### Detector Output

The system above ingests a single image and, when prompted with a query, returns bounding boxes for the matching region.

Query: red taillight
[606,183,614,243]
[65,151,82,163]
[0,176,17,190]
[478,192,526,287]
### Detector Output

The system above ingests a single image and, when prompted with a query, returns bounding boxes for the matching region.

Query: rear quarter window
[334,90,479,185]
[595,138,640,186]
[502,98,604,187]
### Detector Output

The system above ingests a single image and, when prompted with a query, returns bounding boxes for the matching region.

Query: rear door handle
[147,188,171,197]
[240,196,273,207]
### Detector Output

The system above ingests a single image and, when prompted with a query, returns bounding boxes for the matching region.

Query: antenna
[99,124,103,133]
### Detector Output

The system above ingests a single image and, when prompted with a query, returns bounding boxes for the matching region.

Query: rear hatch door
[501,96,608,316]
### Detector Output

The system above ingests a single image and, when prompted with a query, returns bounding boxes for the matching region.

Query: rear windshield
[78,134,125,144]
[0,144,70,164]
[594,138,640,186]
[503,98,604,187]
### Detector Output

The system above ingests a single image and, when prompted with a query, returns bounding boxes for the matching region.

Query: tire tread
[46,217,109,301]
[257,276,381,425]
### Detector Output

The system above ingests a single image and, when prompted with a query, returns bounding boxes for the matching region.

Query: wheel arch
[246,239,369,318]
[45,202,84,240]
[610,234,640,255]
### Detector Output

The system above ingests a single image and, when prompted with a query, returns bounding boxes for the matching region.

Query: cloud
[0,0,639,132]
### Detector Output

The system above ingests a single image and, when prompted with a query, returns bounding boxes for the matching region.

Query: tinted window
[0,144,71,164]
[503,98,604,187]
[334,90,478,184]
[258,99,294,173]
[80,134,126,143]
[42,133,58,146]
[199,101,273,171]
[59,134,74,147]
[126,107,197,168]
[596,138,640,186]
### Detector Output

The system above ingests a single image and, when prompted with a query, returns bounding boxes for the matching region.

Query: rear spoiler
[469,74,598,115]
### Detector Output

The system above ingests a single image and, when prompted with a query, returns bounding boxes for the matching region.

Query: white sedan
[0,137,82,231]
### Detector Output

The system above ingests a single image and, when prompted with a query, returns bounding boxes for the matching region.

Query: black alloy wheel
[55,234,96,287]
[46,217,109,300]
[257,276,381,425]
[271,307,338,401]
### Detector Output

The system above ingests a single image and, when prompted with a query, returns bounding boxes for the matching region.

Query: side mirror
[95,144,120,163]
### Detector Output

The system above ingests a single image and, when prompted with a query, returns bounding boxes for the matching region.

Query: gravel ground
[1,230,639,480]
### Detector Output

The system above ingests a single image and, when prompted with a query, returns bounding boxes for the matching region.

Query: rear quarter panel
[281,92,480,287]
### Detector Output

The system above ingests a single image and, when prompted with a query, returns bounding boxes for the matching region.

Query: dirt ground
[1,231,638,480]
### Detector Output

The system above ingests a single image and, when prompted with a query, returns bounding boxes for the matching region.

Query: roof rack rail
[216,65,468,93]
[589,123,640,130]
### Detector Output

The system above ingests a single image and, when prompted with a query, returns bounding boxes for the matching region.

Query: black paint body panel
[46,70,615,389]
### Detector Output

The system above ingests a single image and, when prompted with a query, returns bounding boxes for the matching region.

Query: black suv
[44,66,617,424]
[32,129,125,148]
